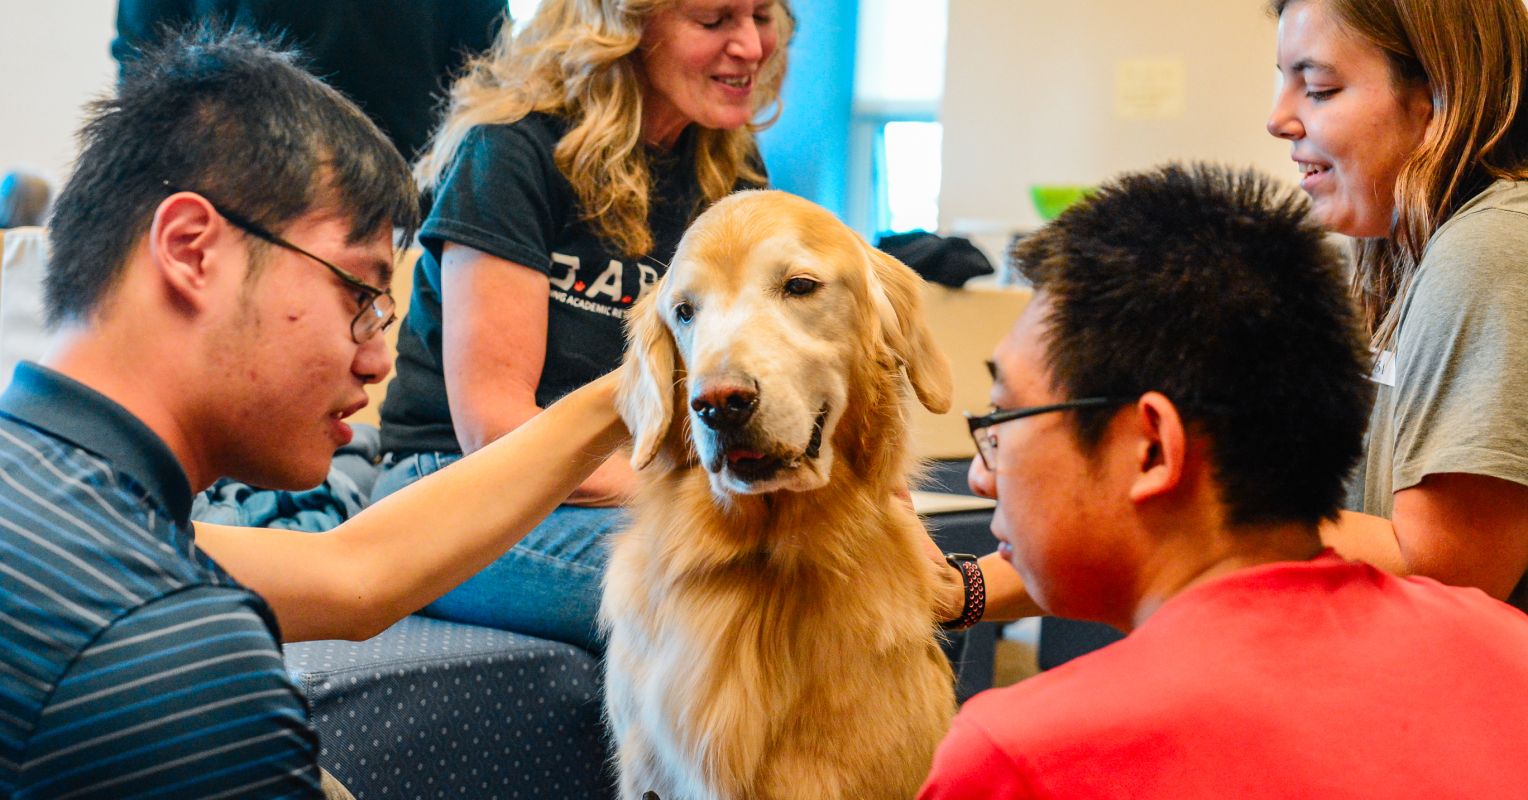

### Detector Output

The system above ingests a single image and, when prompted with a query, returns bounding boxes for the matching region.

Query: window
[849,0,949,238]
[879,121,943,234]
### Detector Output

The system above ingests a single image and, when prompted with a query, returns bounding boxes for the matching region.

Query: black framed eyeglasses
[964,397,1135,471]
[163,183,396,343]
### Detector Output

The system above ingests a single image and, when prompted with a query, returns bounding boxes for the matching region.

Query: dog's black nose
[691,385,758,431]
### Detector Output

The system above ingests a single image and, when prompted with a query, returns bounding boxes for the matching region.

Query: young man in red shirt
[920,164,1528,799]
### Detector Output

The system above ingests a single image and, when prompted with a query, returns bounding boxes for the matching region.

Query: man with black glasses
[0,30,622,798]
[919,164,1528,798]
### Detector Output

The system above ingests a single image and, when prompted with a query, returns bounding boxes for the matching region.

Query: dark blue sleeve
[454,0,509,60]
[112,0,195,73]
[19,587,322,799]
[421,121,568,275]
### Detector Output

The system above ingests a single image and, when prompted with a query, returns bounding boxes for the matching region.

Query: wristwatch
[940,553,986,632]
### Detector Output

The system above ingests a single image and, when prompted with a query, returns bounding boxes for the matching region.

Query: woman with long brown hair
[953,0,1528,640]
[1264,0,1528,608]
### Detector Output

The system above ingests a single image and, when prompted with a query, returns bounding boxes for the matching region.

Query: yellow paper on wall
[1114,58,1186,120]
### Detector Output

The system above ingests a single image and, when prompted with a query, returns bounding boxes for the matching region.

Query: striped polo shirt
[0,362,321,798]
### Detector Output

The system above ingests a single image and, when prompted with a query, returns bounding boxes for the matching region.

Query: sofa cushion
[285,614,613,799]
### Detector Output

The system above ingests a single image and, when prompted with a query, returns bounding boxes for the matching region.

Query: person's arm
[440,241,636,506]
[1323,472,1528,600]
[1319,510,1405,574]
[956,476,1528,613]
[964,474,1528,621]
[196,372,627,643]
[977,553,1043,622]
[923,532,1042,624]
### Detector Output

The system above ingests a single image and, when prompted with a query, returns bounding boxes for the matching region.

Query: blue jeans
[372,452,623,653]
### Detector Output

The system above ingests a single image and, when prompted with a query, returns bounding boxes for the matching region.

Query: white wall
[0,1,121,186]
[5,0,1293,235]
[940,0,1292,261]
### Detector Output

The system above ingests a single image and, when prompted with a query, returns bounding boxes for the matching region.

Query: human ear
[1127,391,1187,504]
[150,192,230,310]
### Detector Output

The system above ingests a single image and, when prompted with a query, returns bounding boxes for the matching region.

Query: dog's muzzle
[701,403,829,484]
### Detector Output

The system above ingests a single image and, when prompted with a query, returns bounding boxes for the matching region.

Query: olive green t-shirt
[1351,179,1528,612]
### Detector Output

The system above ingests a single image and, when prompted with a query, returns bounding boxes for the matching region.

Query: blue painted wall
[759,0,859,220]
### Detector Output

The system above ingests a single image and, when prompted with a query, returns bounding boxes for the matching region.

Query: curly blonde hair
[417,0,793,258]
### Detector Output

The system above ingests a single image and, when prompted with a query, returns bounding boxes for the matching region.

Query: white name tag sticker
[1370,349,1397,387]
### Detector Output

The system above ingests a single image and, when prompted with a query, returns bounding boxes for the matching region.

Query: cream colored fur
[603,190,957,800]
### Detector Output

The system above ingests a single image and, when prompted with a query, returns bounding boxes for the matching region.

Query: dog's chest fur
[601,457,955,799]
[605,189,961,800]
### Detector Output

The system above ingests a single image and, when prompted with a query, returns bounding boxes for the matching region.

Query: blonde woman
[374,0,792,651]
[1265,0,1528,611]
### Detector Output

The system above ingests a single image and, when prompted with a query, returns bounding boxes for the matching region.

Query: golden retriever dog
[602,190,958,800]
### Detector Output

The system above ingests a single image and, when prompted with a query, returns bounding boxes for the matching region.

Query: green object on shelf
[1030,184,1094,222]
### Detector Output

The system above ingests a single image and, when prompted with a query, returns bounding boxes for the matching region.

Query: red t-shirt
[920,553,1528,799]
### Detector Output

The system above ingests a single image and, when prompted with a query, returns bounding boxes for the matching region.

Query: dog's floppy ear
[619,289,678,470]
[865,244,954,414]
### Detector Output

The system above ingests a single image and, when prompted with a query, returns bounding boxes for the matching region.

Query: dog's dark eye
[783,277,819,297]
[674,301,695,324]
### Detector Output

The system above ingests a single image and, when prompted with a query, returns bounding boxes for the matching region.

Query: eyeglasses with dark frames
[964,397,1135,471]
[162,183,397,343]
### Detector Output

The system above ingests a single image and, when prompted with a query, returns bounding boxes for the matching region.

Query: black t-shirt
[380,113,756,456]
[112,0,505,161]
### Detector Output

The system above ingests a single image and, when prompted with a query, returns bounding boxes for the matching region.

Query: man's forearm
[930,549,1042,625]
[202,374,627,642]
[336,375,626,636]
[977,553,1043,623]
[1319,510,1405,575]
